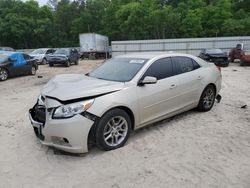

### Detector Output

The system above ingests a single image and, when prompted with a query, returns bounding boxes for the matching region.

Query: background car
[29,52,222,154]
[229,43,250,66]
[199,49,229,67]
[0,47,15,51]
[30,48,55,65]
[0,51,38,81]
[47,48,79,67]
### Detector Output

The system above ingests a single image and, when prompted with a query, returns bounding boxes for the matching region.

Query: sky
[22,0,48,6]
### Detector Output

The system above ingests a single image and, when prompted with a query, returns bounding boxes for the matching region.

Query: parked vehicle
[229,43,250,66]
[0,47,15,51]
[47,48,79,67]
[79,33,109,59]
[0,51,38,81]
[199,49,229,67]
[29,52,222,153]
[30,48,55,65]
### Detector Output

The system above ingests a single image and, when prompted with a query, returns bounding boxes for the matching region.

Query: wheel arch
[206,83,217,94]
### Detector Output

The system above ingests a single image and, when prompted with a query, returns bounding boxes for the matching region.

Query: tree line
[0,0,249,49]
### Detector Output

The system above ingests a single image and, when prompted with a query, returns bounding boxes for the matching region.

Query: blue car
[0,51,38,81]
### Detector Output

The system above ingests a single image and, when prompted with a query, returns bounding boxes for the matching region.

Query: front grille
[35,105,46,124]
[31,103,46,124]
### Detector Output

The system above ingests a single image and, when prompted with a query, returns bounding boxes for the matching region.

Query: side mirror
[138,76,157,86]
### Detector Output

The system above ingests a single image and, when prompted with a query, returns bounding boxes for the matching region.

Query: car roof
[116,51,194,59]
[0,50,21,56]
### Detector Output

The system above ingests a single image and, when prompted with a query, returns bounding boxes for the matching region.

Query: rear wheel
[0,69,8,81]
[96,109,131,151]
[240,59,245,66]
[197,85,216,112]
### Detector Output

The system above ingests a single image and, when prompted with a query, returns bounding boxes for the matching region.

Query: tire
[197,85,216,112]
[49,62,54,67]
[0,68,8,81]
[42,58,47,65]
[30,66,36,75]
[240,59,245,66]
[96,109,131,151]
[75,59,79,65]
[65,60,70,67]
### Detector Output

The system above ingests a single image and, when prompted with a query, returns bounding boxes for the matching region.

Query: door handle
[197,76,203,80]
[170,84,176,89]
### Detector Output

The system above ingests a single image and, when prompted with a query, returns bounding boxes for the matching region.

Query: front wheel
[0,69,8,81]
[42,58,47,65]
[197,85,216,112]
[75,59,79,65]
[96,109,131,151]
[65,60,70,67]
[30,66,36,75]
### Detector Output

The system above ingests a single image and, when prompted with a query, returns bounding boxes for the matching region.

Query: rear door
[22,54,33,74]
[171,56,203,108]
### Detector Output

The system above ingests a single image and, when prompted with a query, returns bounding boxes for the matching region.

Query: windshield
[243,44,250,50]
[88,58,148,82]
[0,54,8,63]
[31,49,46,54]
[206,49,223,54]
[54,49,69,55]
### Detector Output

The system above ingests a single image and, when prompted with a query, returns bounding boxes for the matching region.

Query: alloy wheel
[103,116,128,147]
[202,88,215,109]
[0,69,8,81]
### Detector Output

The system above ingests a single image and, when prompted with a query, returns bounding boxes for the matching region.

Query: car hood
[206,53,227,58]
[30,54,44,58]
[48,54,67,58]
[41,74,124,102]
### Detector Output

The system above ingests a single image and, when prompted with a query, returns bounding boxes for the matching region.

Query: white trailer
[111,36,250,57]
[79,33,109,59]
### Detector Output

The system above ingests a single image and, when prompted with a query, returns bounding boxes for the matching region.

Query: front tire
[75,59,79,65]
[42,58,47,65]
[65,60,70,67]
[197,85,216,112]
[96,109,131,151]
[30,66,36,75]
[0,69,8,81]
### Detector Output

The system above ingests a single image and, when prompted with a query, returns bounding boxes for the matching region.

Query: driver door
[136,57,179,126]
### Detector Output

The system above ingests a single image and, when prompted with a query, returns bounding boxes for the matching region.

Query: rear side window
[142,57,173,80]
[172,56,200,75]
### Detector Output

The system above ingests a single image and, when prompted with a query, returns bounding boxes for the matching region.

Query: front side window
[88,58,148,82]
[172,57,199,74]
[142,57,173,80]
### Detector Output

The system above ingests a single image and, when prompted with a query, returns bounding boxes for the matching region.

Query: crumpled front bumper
[29,105,95,154]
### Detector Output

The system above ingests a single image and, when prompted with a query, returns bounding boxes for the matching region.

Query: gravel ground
[0,61,249,188]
